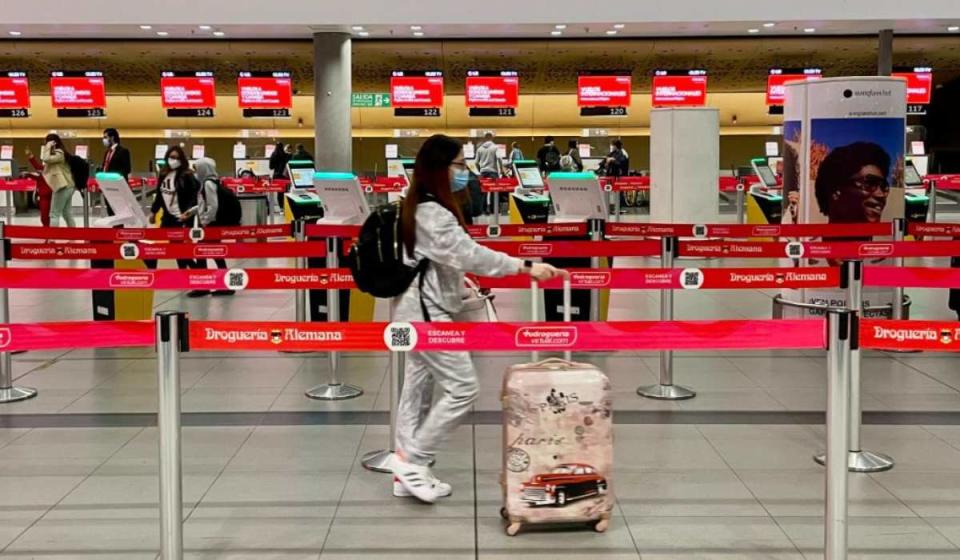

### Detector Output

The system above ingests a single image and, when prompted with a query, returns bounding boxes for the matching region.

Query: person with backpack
[605,139,630,177]
[40,133,77,227]
[194,157,242,296]
[567,139,584,172]
[536,136,561,176]
[385,134,565,503]
[149,146,203,286]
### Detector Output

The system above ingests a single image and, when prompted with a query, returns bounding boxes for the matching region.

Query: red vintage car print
[521,463,607,507]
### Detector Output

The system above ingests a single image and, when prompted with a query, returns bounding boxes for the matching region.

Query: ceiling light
[410,25,422,31]
[948,26,960,32]
[606,30,618,35]
[763,22,776,28]
[139,25,152,30]
[804,28,816,33]
[156,31,169,36]
[199,25,212,30]
[358,31,370,37]
[551,30,563,36]
[413,31,424,37]
[8,31,22,37]
[213,30,226,37]
[748,28,760,34]
[555,24,567,30]
[613,24,625,29]
[351,26,364,31]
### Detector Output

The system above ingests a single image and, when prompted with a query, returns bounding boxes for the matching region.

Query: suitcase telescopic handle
[521,357,588,370]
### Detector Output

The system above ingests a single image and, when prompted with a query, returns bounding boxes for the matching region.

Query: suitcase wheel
[506,522,522,536]
[593,518,609,533]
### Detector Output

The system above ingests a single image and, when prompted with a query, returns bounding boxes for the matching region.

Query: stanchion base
[814,450,895,473]
[0,386,38,404]
[636,384,696,401]
[361,449,394,473]
[305,383,363,401]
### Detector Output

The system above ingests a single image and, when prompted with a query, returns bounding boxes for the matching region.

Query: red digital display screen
[0,72,30,109]
[652,70,708,107]
[49,72,106,109]
[161,72,216,109]
[766,68,822,105]
[577,74,632,107]
[893,67,933,105]
[237,72,292,109]
[390,72,444,108]
[465,72,519,107]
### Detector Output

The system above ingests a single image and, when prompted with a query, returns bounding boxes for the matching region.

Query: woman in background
[24,147,52,227]
[40,133,76,227]
[150,146,203,285]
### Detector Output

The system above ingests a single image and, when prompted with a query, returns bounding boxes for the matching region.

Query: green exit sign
[352,93,391,108]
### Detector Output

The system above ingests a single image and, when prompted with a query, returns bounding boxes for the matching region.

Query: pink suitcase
[500,358,614,535]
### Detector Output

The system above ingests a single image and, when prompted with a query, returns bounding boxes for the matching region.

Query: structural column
[877,29,893,76]
[313,32,353,172]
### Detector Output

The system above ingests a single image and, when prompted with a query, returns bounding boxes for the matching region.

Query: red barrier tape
[864,266,960,288]
[11,240,328,260]
[465,222,589,238]
[479,177,520,193]
[303,223,362,239]
[359,176,407,193]
[680,240,960,259]
[477,267,839,290]
[861,320,960,352]
[909,223,960,238]
[599,176,650,192]
[0,321,154,352]
[0,267,355,291]
[4,224,291,242]
[926,174,960,191]
[0,178,37,192]
[480,240,660,258]
[189,319,825,352]
[608,222,892,239]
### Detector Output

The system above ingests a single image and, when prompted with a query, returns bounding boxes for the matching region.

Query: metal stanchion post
[0,223,37,404]
[492,190,501,227]
[155,311,186,560]
[823,309,852,560]
[563,278,572,361]
[293,219,307,323]
[589,218,602,322]
[637,236,696,400]
[816,260,894,472]
[530,280,540,363]
[891,218,905,321]
[929,180,938,223]
[361,350,403,472]
[736,183,746,225]
[306,236,362,400]
[612,187,621,222]
[4,191,12,224]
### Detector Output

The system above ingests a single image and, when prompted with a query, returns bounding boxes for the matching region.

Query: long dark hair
[401,134,466,258]
[43,133,70,156]
[161,145,193,179]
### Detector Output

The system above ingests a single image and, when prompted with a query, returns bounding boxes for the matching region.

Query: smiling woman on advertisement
[813,141,891,224]
[390,134,565,504]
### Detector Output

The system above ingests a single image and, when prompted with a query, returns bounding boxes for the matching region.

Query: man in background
[292,143,313,162]
[475,132,503,179]
[536,136,561,176]
[100,128,132,215]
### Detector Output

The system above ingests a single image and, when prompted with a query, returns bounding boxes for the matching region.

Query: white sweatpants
[392,291,479,466]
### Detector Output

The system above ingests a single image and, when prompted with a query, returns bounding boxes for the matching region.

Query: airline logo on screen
[50,72,106,108]
[237,74,293,108]
[577,75,631,107]
[160,73,216,109]
[0,73,30,109]
[652,70,708,107]
[466,74,519,107]
[390,73,444,108]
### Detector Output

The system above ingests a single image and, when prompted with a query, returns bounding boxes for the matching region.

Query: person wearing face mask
[150,146,203,284]
[40,133,77,227]
[605,139,629,177]
[100,128,133,216]
[389,134,566,503]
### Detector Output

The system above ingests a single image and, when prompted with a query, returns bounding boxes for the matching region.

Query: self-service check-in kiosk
[306,172,375,324]
[283,160,318,222]
[508,160,550,226]
[543,171,610,322]
[903,160,930,225]
[747,157,783,226]
[91,172,154,321]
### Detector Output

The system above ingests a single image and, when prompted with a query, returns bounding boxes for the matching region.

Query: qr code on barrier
[225,268,249,290]
[681,268,704,290]
[120,243,139,260]
[384,322,417,351]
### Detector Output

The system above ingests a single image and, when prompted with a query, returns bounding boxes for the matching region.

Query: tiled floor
[1,209,959,558]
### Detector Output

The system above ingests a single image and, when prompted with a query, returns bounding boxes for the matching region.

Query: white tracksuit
[393,201,523,466]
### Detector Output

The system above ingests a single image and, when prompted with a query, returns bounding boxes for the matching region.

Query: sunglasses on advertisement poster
[847,174,890,195]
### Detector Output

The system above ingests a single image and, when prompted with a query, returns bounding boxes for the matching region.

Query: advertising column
[780,77,906,317]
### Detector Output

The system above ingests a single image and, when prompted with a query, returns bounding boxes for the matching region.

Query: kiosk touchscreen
[745,158,783,226]
[513,160,544,189]
[546,171,608,221]
[903,160,930,223]
[287,160,316,189]
[751,159,780,189]
[313,172,370,225]
[94,172,149,228]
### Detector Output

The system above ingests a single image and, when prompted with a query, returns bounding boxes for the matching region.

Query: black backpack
[67,154,90,191]
[348,202,426,299]
[544,147,561,171]
[202,178,242,225]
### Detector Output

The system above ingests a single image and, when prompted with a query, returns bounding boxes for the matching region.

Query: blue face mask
[451,168,470,192]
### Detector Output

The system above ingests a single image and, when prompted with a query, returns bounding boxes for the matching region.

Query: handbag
[454,276,498,322]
